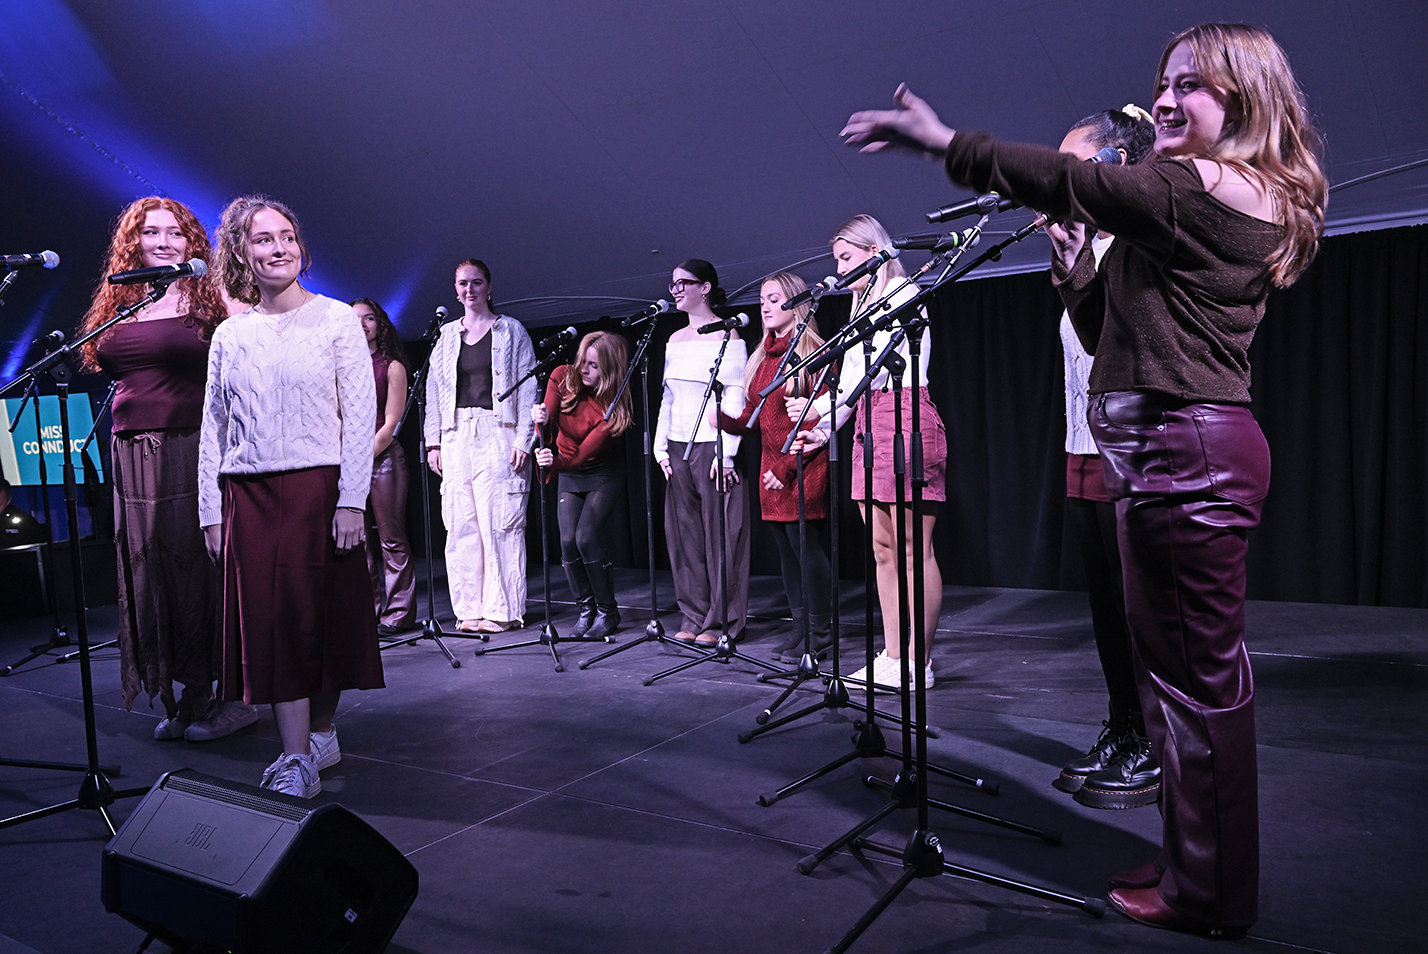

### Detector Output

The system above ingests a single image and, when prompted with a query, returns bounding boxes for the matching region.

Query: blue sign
[0,394,105,486]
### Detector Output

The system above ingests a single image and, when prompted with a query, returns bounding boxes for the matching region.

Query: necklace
[259,293,316,336]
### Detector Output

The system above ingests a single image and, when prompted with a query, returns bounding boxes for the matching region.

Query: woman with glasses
[654,259,749,648]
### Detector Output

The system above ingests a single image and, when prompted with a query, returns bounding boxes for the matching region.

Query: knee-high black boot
[584,560,621,640]
[563,561,596,637]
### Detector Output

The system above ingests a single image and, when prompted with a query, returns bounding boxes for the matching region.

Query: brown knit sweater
[945,132,1282,404]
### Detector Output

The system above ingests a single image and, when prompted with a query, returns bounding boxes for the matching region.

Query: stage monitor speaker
[102,769,418,953]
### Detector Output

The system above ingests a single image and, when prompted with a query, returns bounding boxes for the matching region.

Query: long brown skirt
[113,428,218,713]
[220,466,384,705]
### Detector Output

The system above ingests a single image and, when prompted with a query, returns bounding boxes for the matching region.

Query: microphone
[832,247,899,291]
[891,228,980,253]
[925,149,1122,226]
[435,305,450,321]
[32,330,66,348]
[781,276,838,311]
[107,258,206,285]
[621,299,673,327]
[695,312,750,334]
[926,192,1016,224]
[3,251,60,270]
[536,326,578,352]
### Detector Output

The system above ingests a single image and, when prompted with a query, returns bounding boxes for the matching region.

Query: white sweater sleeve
[333,303,376,511]
[653,362,672,464]
[197,325,230,528]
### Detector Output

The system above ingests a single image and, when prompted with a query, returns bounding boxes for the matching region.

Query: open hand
[841,84,956,157]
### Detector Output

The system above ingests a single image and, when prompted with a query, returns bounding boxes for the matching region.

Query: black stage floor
[1,567,1424,954]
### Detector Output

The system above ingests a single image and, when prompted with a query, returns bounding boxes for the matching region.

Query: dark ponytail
[675,258,727,307]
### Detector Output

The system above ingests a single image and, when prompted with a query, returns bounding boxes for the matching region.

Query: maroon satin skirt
[220,466,384,705]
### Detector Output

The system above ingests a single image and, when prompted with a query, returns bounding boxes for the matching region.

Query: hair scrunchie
[1121,103,1153,124]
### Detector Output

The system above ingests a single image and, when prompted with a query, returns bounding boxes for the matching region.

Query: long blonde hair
[830,214,907,306]
[1157,23,1326,287]
[745,273,827,398]
[558,331,632,436]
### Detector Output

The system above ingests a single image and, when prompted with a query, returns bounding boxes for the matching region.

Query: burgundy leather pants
[1091,391,1270,929]
[367,444,416,629]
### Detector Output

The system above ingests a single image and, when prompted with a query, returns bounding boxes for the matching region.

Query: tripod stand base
[0,769,149,835]
[381,618,461,667]
[578,616,665,670]
[2,626,70,677]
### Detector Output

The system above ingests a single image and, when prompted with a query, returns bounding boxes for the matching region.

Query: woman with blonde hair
[842,20,1327,937]
[200,194,383,798]
[714,273,833,662]
[82,196,257,744]
[530,330,632,639]
[793,214,948,689]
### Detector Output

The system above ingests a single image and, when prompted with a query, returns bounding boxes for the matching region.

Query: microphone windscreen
[186,258,207,278]
[42,250,60,269]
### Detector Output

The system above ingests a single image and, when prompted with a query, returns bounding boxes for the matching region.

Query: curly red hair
[77,197,227,372]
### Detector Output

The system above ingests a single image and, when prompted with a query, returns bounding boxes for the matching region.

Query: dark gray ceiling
[3,0,1427,360]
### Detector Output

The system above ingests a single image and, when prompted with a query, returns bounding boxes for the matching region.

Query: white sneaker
[261,753,320,798]
[309,727,341,770]
[153,714,190,740]
[184,700,260,742]
[848,651,896,691]
[849,653,935,693]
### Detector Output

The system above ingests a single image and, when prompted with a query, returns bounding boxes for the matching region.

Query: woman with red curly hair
[81,196,257,744]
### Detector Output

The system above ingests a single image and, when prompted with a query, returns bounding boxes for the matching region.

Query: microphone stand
[579,315,680,669]
[793,258,1101,954]
[643,326,783,685]
[743,289,932,752]
[56,382,120,664]
[0,282,172,833]
[475,348,611,669]
[380,312,460,667]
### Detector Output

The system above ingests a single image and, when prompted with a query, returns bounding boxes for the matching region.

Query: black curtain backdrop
[406,223,1427,611]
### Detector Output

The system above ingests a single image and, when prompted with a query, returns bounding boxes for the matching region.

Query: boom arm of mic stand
[747,298,823,430]
[393,325,444,442]
[607,318,657,423]
[1,284,173,398]
[683,328,737,463]
[842,328,908,409]
[81,381,119,451]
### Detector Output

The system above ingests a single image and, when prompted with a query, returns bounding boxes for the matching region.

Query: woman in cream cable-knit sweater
[199,195,383,799]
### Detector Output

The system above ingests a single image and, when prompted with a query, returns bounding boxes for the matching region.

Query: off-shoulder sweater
[945,131,1282,405]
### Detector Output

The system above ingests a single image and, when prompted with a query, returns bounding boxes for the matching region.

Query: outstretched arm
[841,84,956,157]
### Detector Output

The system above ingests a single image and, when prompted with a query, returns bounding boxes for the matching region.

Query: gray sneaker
[309,727,341,770]
[184,700,260,742]
[260,753,320,798]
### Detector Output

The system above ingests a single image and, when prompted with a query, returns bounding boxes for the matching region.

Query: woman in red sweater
[714,273,832,662]
[530,331,632,639]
